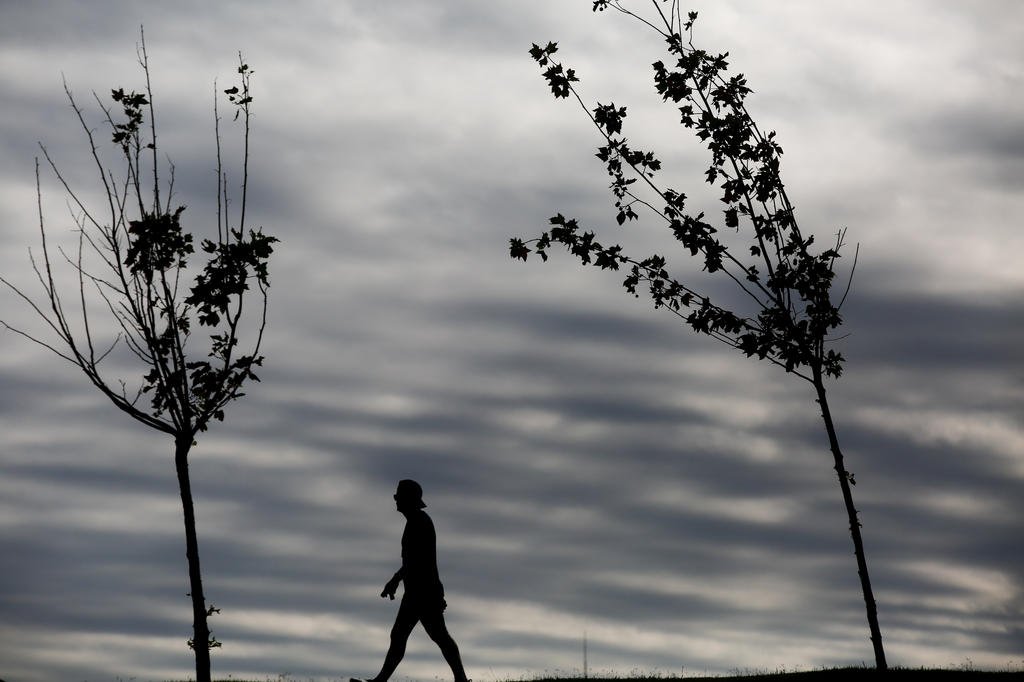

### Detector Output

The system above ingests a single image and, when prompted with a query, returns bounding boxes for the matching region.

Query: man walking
[355,480,469,682]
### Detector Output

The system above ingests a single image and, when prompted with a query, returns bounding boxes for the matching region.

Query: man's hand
[380,576,400,600]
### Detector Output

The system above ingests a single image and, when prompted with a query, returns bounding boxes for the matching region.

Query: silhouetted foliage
[512,2,885,669]
[0,30,275,682]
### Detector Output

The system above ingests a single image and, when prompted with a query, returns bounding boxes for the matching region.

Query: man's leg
[421,610,468,682]
[371,597,419,682]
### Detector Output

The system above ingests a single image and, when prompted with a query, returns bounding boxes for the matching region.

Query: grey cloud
[843,292,1023,371]
[2,1,1023,681]
[894,107,1024,191]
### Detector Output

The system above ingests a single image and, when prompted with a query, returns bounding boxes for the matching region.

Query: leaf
[509,238,530,261]
[724,207,738,228]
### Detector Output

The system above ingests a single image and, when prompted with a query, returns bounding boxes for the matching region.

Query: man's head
[394,479,427,512]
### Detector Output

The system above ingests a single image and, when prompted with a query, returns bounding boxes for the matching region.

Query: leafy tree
[511,2,886,670]
[0,32,276,682]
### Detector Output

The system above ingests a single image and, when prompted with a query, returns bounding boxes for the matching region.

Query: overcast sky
[1,2,1022,681]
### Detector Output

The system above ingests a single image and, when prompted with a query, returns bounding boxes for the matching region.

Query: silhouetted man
[354,479,469,682]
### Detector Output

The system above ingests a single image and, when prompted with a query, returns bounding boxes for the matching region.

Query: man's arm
[381,568,404,600]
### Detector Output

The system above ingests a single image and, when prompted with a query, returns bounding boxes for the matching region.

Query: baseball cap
[395,479,427,508]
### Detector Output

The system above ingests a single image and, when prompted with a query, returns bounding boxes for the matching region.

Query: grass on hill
[534,666,1024,680]
[173,665,1024,682]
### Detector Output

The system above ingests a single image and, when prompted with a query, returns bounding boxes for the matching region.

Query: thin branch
[138,26,160,214]
[836,240,859,313]
[0,320,79,364]
[74,224,98,362]
[94,333,123,365]
[604,1,667,36]
[237,53,250,233]
[213,80,224,244]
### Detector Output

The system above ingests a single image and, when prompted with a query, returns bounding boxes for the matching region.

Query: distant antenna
[583,630,588,679]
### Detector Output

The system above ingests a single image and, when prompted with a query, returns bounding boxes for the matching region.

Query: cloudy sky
[1,1,1022,681]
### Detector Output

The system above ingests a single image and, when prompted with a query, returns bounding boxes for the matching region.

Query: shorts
[400,590,447,618]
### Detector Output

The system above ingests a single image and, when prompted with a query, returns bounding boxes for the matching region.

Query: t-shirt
[401,510,444,598]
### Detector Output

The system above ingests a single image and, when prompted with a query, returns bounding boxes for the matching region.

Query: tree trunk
[812,370,887,670]
[174,436,212,682]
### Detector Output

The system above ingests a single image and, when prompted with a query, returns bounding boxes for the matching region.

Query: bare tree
[511,2,886,669]
[1,31,277,682]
